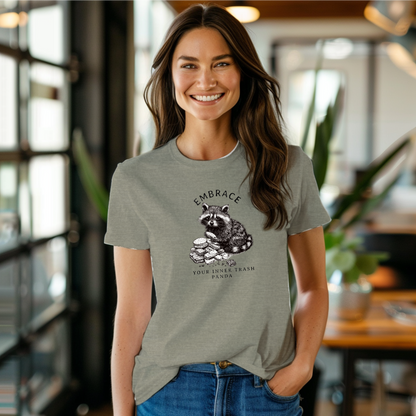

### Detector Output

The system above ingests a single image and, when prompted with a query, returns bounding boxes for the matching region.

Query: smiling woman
[171,27,241,138]
[172,28,240,126]
[105,4,331,416]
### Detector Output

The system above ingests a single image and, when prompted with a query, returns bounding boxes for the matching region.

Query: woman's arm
[111,246,153,416]
[267,226,328,396]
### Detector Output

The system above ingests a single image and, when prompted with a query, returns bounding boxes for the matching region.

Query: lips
[190,93,225,102]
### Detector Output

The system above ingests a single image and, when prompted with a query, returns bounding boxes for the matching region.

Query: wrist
[291,354,314,379]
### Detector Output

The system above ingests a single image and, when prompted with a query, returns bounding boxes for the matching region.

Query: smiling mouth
[191,93,225,102]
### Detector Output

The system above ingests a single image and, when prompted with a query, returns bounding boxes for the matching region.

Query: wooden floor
[88,398,412,415]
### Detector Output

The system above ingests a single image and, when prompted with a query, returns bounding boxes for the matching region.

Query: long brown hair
[144,3,291,231]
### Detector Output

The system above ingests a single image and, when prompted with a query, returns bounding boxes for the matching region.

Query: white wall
[375,51,416,159]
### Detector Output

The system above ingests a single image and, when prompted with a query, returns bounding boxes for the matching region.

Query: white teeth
[192,94,222,102]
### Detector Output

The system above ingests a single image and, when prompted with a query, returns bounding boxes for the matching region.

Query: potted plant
[325,230,389,320]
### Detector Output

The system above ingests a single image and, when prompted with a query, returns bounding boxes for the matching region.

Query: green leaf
[330,85,344,137]
[326,247,356,272]
[343,265,361,283]
[312,121,329,190]
[344,237,364,250]
[72,128,109,221]
[287,249,297,313]
[355,254,378,275]
[324,230,345,250]
[300,40,325,150]
[364,251,390,261]
[343,173,402,229]
[332,137,411,221]
[311,86,344,190]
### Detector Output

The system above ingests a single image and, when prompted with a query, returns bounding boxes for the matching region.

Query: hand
[266,359,313,397]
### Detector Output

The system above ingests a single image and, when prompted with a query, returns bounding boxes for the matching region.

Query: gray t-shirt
[104,137,331,405]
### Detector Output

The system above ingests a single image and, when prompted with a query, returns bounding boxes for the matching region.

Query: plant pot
[327,270,372,321]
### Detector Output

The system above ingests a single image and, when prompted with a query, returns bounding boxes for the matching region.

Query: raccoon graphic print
[190,203,253,266]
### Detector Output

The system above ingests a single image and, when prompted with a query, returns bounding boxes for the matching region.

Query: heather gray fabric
[104,137,331,406]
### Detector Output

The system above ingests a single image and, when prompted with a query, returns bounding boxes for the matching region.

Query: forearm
[268,227,328,395]
[111,316,146,416]
[292,286,329,373]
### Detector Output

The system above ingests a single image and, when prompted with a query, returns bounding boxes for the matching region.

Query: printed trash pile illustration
[189,233,237,267]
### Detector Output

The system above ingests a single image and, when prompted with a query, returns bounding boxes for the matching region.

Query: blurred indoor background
[1,1,416,415]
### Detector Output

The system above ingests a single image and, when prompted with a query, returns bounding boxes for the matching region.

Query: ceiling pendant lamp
[0,11,19,28]
[364,0,415,36]
[386,27,416,79]
[226,1,260,24]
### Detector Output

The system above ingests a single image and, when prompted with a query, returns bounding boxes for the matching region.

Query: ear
[221,204,229,213]
[202,203,209,212]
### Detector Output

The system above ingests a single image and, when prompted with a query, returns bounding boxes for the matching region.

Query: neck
[177,113,237,161]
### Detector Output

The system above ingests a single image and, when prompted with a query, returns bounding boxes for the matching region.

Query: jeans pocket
[263,379,299,402]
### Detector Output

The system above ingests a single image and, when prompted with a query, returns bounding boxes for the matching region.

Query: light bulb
[226,6,260,23]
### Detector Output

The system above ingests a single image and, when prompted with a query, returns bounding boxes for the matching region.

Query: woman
[105,3,331,416]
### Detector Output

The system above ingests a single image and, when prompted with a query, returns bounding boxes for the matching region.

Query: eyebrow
[177,54,233,62]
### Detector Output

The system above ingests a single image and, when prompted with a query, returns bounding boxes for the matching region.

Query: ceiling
[166,1,371,19]
[168,0,369,19]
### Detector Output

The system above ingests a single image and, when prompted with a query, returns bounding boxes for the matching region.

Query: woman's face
[171,27,241,122]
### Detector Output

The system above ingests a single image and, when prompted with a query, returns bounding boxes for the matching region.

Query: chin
[197,115,227,122]
[195,114,223,121]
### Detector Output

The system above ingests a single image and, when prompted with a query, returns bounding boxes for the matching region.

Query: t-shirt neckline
[169,135,244,169]
[219,140,239,159]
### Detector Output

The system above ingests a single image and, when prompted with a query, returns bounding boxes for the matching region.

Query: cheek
[226,72,241,96]
[172,72,193,94]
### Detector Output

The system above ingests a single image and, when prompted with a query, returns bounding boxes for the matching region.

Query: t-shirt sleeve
[104,163,150,250]
[286,149,331,235]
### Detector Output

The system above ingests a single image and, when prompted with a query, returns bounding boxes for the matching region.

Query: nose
[197,69,217,90]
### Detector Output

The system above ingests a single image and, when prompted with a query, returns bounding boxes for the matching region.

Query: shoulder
[115,140,172,178]
[287,144,311,174]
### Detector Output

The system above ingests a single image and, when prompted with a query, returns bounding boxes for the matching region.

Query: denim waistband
[180,361,251,375]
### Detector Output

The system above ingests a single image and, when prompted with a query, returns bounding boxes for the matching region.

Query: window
[0,1,72,413]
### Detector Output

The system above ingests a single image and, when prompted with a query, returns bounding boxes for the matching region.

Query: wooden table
[322,290,416,416]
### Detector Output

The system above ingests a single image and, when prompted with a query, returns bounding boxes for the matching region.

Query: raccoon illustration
[198,203,253,254]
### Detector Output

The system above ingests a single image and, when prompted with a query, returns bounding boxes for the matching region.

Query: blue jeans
[136,361,303,416]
